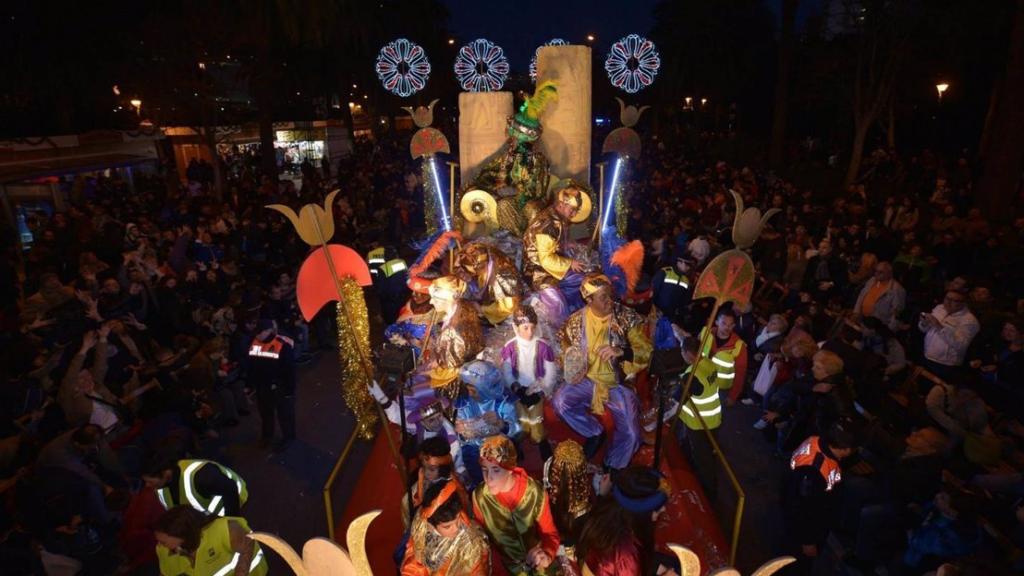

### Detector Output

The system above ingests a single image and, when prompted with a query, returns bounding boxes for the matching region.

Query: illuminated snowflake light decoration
[453,38,509,92]
[375,38,431,97]
[605,34,660,94]
[529,38,569,82]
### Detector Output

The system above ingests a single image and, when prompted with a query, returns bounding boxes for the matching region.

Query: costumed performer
[407,275,485,424]
[500,304,558,462]
[405,434,469,520]
[471,82,558,235]
[522,185,592,325]
[403,479,491,576]
[575,467,678,576]
[384,273,439,359]
[542,440,599,565]
[472,435,561,576]
[453,241,523,325]
[455,360,521,488]
[552,274,652,470]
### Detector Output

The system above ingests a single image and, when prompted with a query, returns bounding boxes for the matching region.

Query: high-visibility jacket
[697,326,748,401]
[679,357,725,430]
[156,516,267,576]
[156,460,248,517]
[790,436,842,492]
[382,258,408,278]
[660,267,691,290]
[368,247,386,276]
[653,266,692,320]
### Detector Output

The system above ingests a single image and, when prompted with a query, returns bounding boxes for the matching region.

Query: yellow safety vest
[368,248,386,276]
[382,258,407,278]
[679,357,724,430]
[698,326,744,387]
[156,516,268,576]
[156,460,248,518]
[660,267,691,290]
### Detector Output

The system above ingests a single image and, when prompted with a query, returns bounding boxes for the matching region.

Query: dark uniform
[378,258,410,325]
[651,262,693,324]
[783,434,847,574]
[247,325,296,448]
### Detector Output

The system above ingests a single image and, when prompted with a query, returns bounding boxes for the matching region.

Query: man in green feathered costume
[470,81,558,235]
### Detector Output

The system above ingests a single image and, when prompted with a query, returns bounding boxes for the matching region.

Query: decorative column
[536,45,592,184]
[458,92,513,187]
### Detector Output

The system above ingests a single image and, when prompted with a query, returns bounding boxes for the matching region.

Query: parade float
[267,38,792,575]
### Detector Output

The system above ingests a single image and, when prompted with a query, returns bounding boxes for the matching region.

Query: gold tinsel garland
[335,278,378,440]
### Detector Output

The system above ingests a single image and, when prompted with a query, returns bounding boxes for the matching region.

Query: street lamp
[701,98,708,107]
[448,38,455,45]
[130,98,142,117]
[935,83,949,101]
[586,34,595,42]
[684,96,693,110]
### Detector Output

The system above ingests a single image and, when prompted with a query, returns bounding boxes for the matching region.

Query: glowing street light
[935,82,949,101]
[448,38,455,45]
[586,34,595,42]
[701,98,708,107]
[130,98,142,116]
[684,96,693,110]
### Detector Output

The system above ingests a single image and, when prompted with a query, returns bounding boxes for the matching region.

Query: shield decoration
[601,127,642,160]
[692,249,756,308]
[410,127,450,159]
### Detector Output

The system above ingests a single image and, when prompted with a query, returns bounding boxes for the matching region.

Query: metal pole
[652,375,667,470]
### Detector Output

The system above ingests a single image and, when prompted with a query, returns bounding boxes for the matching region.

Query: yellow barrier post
[322,425,364,541]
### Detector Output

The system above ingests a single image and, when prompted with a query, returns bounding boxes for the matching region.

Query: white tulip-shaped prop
[730,189,781,250]
[248,511,379,576]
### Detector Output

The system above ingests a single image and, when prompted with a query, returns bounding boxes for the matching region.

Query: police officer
[677,336,729,499]
[246,319,296,451]
[652,253,695,324]
[783,423,857,574]
[143,457,248,517]
[378,247,410,325]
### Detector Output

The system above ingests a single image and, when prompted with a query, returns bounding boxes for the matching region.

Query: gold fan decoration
[255,512,796,576]
[249,511,379,576]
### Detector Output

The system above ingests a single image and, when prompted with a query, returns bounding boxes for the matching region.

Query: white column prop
[458,91,513,187]
[536,45,592,185]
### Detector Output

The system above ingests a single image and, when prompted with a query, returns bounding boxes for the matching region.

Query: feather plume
[524,81,558,121]
[611,240,644,293]
[409,230,462,278]
[599,226,629,296]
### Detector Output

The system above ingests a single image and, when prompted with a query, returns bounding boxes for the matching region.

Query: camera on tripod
[376,342,416,396]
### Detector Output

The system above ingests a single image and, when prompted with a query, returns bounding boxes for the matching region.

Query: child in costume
[472,435,561,575]
[403,479,491,576]
[454,360,520,487]
[500,304,558,462]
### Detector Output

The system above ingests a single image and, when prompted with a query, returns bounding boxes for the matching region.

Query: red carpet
[338,416,729,574]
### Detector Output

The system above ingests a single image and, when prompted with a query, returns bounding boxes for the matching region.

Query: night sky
[442,0,825,77]
[443,0,659,73]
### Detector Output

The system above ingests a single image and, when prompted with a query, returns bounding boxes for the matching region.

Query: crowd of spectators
[1,124,1023,575]
[0,135,424,574]
[622,137,1024,574]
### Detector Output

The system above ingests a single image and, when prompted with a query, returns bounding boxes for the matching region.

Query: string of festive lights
[375,38,431,97]
[605,34,660,94]
[453,38,509,92]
